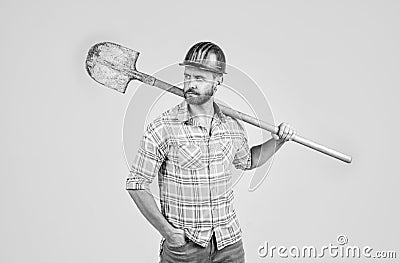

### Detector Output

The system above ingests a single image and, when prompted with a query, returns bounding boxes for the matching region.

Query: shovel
[85,42,352,163]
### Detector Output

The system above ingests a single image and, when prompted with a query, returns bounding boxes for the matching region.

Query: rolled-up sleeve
[232,122,252,170]
[126,122,166,190]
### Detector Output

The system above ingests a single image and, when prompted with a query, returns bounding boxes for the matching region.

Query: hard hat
[179,42,227,74]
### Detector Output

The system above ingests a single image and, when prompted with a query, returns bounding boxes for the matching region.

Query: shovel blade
[85,42,140,93]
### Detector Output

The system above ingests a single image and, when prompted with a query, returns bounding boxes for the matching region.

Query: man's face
[183,66,219,105]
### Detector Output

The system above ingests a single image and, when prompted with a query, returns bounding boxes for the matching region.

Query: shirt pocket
[218,138,235,166]
[171,143,205,170]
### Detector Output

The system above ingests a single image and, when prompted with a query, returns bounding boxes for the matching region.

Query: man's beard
[184,87,215,105]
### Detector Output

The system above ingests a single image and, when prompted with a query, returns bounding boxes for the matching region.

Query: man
[126,42,295,262]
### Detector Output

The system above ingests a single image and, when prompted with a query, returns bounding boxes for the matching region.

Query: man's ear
[216,75,223,86]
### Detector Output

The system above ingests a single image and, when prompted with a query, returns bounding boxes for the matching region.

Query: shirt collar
[173,100,227,124]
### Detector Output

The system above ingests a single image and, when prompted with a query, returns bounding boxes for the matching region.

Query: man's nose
[185,79,196,89]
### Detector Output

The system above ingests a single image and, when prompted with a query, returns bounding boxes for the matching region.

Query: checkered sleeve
[232,121,252,170]
[126,121,166,190]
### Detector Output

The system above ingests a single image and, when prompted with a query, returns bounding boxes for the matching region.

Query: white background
[1,1,399,262]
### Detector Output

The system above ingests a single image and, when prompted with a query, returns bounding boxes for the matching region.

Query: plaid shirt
[126,100,252,250]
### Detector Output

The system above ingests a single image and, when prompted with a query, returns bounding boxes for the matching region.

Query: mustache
[184,89,199,95]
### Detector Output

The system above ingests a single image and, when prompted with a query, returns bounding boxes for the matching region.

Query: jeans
[159,233,245,263]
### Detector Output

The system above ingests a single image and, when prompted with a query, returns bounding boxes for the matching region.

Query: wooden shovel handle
[138,71,352,163]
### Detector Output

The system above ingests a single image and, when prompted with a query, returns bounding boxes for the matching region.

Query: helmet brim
[179,61,227,74]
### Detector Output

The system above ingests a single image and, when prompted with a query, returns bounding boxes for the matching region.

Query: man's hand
[166,228,187,247]
[271,122,296,142]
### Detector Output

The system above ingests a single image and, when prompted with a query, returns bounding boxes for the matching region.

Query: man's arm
[249,138,285,169]
[126,121,186,247]
[248,122,296,170]
[127,189,186,246]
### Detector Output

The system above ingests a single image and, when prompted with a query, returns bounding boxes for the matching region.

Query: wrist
[274,139,286,151]
[161,224,176,239]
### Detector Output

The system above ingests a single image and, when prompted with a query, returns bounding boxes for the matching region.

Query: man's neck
[187,100,215,120]
[187,100,215,132]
